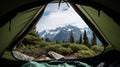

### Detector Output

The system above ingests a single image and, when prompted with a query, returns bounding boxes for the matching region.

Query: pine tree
[79,34,82,44]
[62,40,65,43]
[45,38,51,42]
[70,30,74,43]
[83,30,90,47]
[22,28,42,45]
[56,40,59,44]
[91,32,97,45]
[41,38,44,41]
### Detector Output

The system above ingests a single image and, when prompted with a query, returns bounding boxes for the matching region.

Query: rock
[12,51,34,61]
[35,55,51,61]
[48,51,65,60]
[36,57,51,61]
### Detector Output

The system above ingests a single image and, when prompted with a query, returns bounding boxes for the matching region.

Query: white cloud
[36,3,88,32]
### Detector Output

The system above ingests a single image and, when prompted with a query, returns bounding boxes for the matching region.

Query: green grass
[2,51,16,60]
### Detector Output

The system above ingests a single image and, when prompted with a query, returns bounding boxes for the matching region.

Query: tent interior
[0,0,120,67]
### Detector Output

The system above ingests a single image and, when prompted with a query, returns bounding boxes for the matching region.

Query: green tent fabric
[0,5,46,55]
[70,4,120,51]
[90,0,120,15]
[21,61,91,67]
[0,0,38,17]
[0,0,120,17]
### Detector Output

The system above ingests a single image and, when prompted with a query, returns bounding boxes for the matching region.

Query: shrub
[31,48,46,58]
[69,44,89,53]
[61,43,71,48]
[24,35,41,41]
[31,41,41,45]
[23,34,42,45]
[39,42,51,47]
[74,50,96,58]
[45,44,62,52]
[57,47,73,55]
[91,45,104,55]
[17,44,46,57]
[19,45,36,55]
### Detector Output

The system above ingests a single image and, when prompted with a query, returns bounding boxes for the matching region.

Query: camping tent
[0,0,120,67]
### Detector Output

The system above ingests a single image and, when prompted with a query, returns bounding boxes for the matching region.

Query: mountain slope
[39,25,102,45]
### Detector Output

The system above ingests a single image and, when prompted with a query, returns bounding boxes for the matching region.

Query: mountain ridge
[38,25,102,45]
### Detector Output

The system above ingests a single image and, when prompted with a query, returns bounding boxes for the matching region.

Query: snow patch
[49,30,60,35]
[67,29,72,31]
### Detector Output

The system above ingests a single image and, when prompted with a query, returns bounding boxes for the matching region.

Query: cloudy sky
[36,3,88,32]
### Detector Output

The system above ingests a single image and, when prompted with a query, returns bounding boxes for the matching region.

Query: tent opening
[4,3,105,61]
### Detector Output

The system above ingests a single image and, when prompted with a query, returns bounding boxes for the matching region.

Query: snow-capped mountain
[38,25,102,45]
